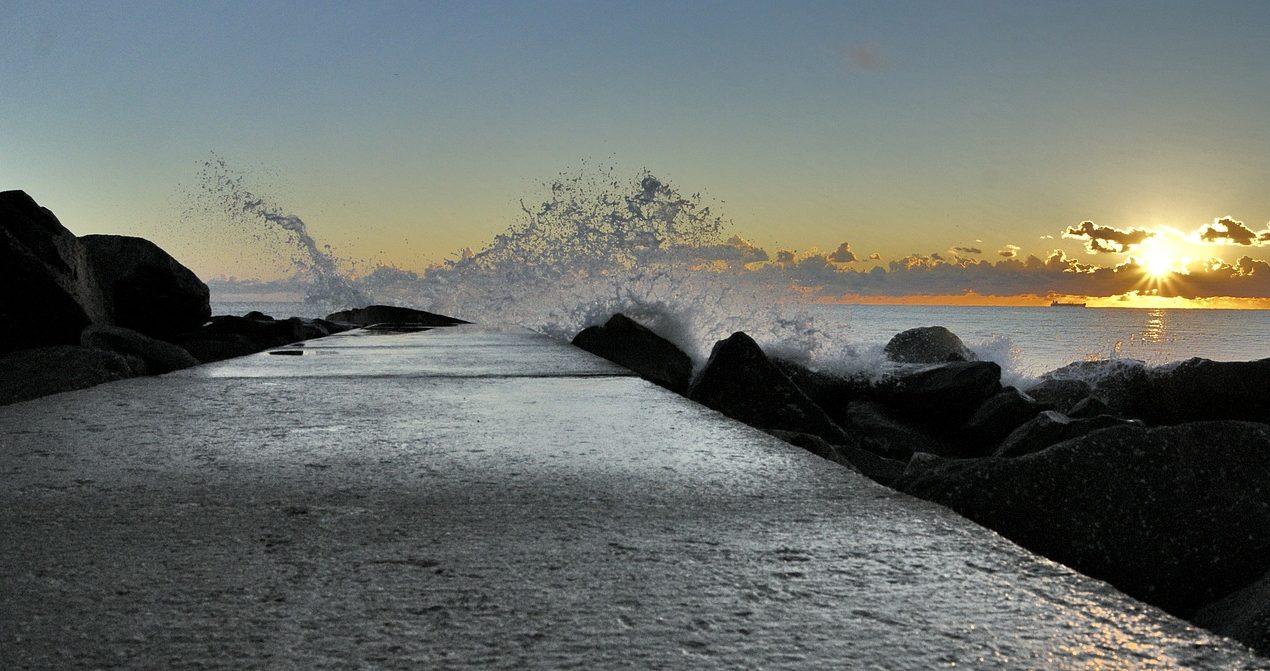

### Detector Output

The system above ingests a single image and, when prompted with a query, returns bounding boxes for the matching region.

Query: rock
[771,358,874,426]
[312,318,353,336]
[80,234,210,338]
[0,345,136,405]
[173,333,261,364]
[896,421,1270,616]
[689,332,852,445]
[837,443,908,486]
[883,326,976,364]
[325,305,468,327]
[992,411,1140,458]
[0,190,105,354]
[243,311,274,321]
[961,387,1047,451]
[1022,378,1093,415]
[81,325,198,375]
[900,451,960,480]
[874,361,1003,430]
[201,316,310,350]
[1037,359,1150,418]
[572,314,692,394]
[1145,358,1270,425]
[845,401,949,460]
[1068,396,1113,419]
[1191,568,1270,657]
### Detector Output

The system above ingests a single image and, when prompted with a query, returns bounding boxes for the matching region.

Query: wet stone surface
[1,327,1265,669]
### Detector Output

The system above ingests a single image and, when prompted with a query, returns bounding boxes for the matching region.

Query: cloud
[1063,221,1154,254]
[846,43,885,71]
[827,242,858,263]
[954,246,983,255]
[867,252,881,261]
[688,235,770,264]
[1195,217,1270,246]
[999,244,1021,258]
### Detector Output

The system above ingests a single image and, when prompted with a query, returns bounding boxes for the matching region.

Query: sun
[1137,237,1176,279]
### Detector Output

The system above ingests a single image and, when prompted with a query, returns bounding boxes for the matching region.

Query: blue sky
[4,1,1269,290]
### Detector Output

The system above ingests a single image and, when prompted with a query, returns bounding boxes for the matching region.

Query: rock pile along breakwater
[575,312,1270,656]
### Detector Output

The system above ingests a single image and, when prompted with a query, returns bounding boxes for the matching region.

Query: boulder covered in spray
[572,313,692,394]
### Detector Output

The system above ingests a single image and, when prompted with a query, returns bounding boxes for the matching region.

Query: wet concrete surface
[1,326,1265,669]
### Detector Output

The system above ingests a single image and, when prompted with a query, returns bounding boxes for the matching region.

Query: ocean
[211,299,1269,381]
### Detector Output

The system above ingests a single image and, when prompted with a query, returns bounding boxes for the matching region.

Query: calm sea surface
[213,300,1269,377]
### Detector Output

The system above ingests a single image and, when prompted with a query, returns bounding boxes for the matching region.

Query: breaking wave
[195,159,822,366]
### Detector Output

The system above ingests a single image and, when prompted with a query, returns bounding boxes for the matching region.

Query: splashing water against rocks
[194,159,820,365]
[193,156,370,311]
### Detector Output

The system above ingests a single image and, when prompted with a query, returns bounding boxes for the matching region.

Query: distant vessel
[1050,300,1087,307]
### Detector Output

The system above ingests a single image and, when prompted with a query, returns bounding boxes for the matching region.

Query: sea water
[210,298,1269,380]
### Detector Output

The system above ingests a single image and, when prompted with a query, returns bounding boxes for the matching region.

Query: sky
[4,1,1270,305]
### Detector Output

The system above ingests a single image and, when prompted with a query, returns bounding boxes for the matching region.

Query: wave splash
[198,160,822,365]
[193,156,371,309]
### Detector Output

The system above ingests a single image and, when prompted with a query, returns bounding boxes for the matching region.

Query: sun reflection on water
[1139,309,1168,344]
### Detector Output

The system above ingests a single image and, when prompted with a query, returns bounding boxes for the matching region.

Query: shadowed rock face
[0,191,105,354]
[572,314,692,394]
[1192,568,1270,657]
[883,326,977,364]
[1024,378,1093,415]
[325,305,468,327]
[896,421,1270,616]
[992,410,1140,458]
[80,235,210,339]
[0,345,136,405]
[81,325,198,375]
[873,361,1003,430]
[690,332,851,445]
[1144,357,1270,425]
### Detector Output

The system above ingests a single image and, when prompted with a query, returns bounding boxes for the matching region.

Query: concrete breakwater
[2,325,1265,668]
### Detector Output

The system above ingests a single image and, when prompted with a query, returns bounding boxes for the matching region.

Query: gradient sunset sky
[4,1,1269,303]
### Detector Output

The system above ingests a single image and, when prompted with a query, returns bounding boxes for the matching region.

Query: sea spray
[192,159,1056,381]
[191,156,370,311]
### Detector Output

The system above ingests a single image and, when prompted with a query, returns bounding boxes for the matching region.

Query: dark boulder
[1068,396,1114,419]
[243,310,274,321]
[689,332,852,444]
[771,358,874,426]
[992,410,1141,458]
[961,387,1047,451]
[896,421,1270,616]
[1022,378,1093,415]
[174,333,261,364]
[874,361,1003,430]
[1191,568,1270,657]
[325,305,467,327]
[836,443,908,486]
[1144,358,1270,425]
[0,345,136,405]
[80,234,210,338]
[81,325,198,375]
[883,326,976,364]
[845,401,949,460]
[1037,359,1150,418]
[0,190,105,354]
[201,315,311,350]
[572,314,692,394]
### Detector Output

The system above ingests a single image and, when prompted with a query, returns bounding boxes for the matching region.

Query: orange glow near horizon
[820,291,1270,310]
